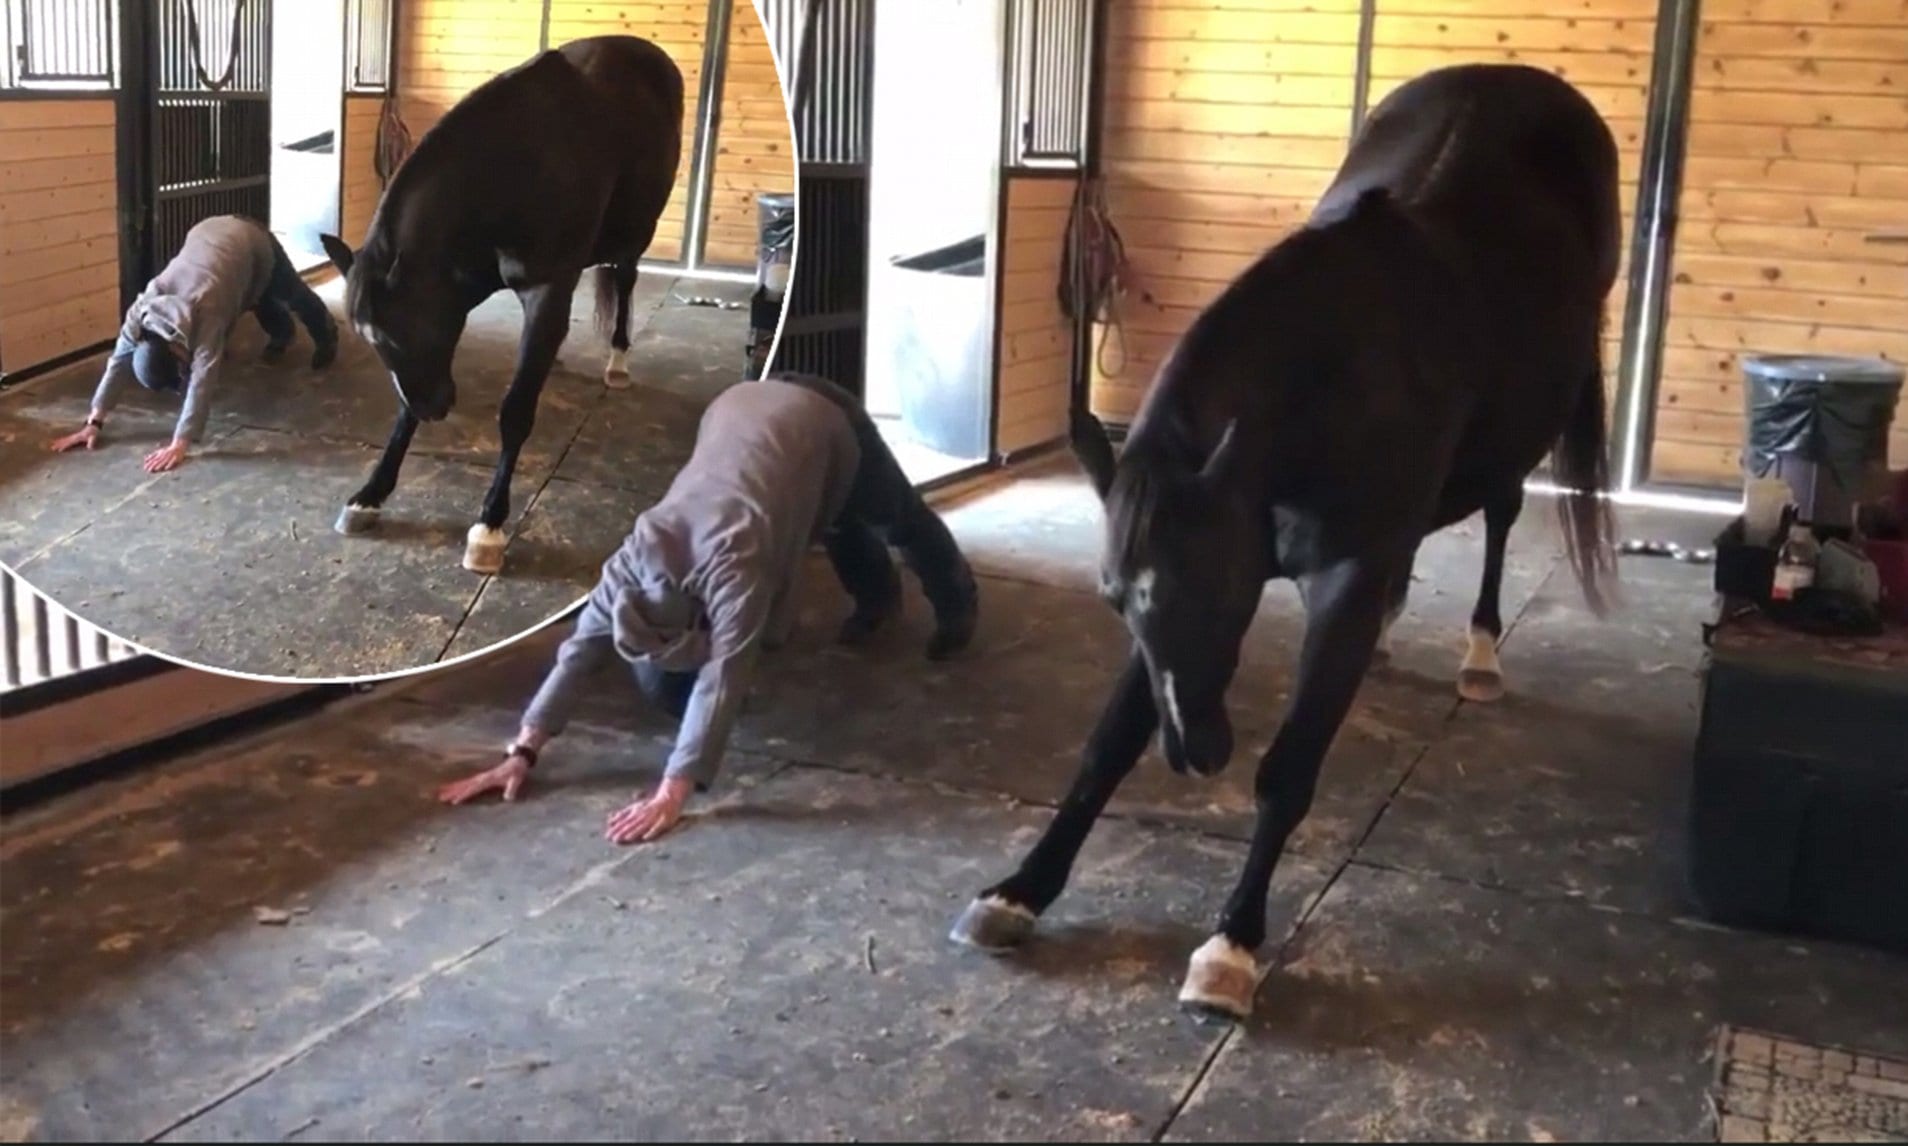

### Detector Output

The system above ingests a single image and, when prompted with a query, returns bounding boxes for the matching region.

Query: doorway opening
[863,0,1004,485]
[268,0,342,270]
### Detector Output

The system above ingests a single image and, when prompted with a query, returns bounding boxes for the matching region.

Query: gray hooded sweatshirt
[90,215,278,444]
[520,378,863,788]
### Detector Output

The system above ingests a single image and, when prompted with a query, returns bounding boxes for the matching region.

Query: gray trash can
[1742,354,1904,529]
[746,192,796,381]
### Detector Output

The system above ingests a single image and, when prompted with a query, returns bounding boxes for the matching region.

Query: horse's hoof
[1457,669,1505,703]
[604,349,632,390]
[949,895,1037,953]
[463,524,507,575]
[1176,936,1258,1022]
[335,504,380,535]
[1457,627,1504,703]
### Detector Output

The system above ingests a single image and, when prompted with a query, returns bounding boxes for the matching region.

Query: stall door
[147,0,273,277]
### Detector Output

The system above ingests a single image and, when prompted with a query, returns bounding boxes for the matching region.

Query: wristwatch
[85,414,104,429]
[505,742,539,769]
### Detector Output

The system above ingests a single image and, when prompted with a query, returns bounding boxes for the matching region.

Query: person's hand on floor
[605,777,694,845]
[437,753,531,805]
[49,423,100,453]
[142,440,189,473]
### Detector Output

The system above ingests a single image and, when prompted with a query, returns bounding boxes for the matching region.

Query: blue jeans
[254,231,337,359]
[631,659,698,721]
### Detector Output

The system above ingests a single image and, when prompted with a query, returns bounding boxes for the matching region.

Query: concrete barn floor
[4,463,1906,1142]
[0,273,749,680]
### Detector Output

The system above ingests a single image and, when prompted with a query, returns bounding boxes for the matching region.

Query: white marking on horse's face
[1160,669,1186,738]
[1130,567,1157,617]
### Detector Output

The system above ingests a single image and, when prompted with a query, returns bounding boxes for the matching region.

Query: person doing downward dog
[48,215,339,473]
[437,372,981,843]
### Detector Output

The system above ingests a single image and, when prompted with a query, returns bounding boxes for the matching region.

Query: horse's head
[320,233,466,422]
[1073,408,1269,777]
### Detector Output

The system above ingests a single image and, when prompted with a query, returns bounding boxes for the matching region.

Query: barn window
[345,0,393,92]
[1004,0,1090,165]
[0,0,116,88]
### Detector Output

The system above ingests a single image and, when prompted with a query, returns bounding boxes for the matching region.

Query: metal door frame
[115,0,273,306]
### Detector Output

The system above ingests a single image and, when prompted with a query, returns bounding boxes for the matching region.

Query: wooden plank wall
[340,94,385,248]
[545,0,707,261]
[1651,0,1908,484]
[395,0,543,135]
[996,174,1078,455]
[704,0,794,268]
[1094,0,1362,422]
[0,100,121,377]
[1094,0,1654,426]
[393,0,691,261]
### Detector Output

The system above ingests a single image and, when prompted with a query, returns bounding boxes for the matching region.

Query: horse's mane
[353,52,563,296]
[1105,421,1202,570]
[387,56,547,191]
[1105,193,1398,556]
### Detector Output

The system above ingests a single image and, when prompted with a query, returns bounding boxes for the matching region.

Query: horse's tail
[1552,343,1620,617]
[592,265,622,342]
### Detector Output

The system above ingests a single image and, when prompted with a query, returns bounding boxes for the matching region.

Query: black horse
[951,64,1623,1020]
[319,35,683,574]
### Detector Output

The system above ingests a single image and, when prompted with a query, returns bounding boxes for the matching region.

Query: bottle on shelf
[1771,522,1820,602]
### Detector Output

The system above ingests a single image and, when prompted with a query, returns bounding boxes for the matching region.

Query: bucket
[1742,354,1904,529]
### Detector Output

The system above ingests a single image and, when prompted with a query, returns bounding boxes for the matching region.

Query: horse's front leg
[464,274,579,574]
[951,649,1156,951]
[1181,558,1392,1021]
[334,408,420,535]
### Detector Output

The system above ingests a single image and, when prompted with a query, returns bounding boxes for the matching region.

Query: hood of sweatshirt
[611,570,710,673]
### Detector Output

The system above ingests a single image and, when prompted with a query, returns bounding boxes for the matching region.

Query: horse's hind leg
[603,261,639,389]
[1374,543,1420,661]
[1458,485,1523,702]
[335,409,420,535]
[1184,558,1391,1021]
[951,650,1155,952]
[466,274,579,574]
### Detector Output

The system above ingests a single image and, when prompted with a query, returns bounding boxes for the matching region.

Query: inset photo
[0,0,796,681]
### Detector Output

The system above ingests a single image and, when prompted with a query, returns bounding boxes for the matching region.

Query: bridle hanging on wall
[375,96,416,189]
[179,0,254,92]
